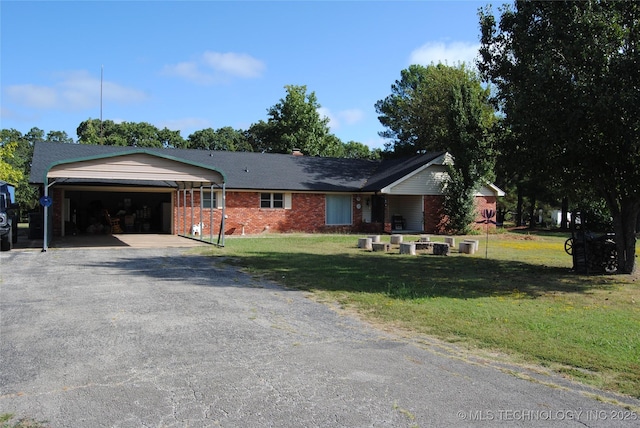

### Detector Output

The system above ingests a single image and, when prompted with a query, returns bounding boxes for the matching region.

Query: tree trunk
[528,194,537,229]
[561,197,569,230]
[612,199,639,275]
[516,186,524,227]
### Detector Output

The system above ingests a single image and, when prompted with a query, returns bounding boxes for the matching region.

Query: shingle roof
[362,152,446,191]
[30,142,444,193]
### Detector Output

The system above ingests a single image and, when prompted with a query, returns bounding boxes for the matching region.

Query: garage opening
[63,188,172,236]
[39,149,226,251]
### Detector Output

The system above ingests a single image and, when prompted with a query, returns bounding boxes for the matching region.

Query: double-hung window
[201,191,217,209]
[326,195,352,225]
[260,193,284,209]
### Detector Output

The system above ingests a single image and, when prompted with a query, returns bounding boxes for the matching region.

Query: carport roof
[30,142,446,193]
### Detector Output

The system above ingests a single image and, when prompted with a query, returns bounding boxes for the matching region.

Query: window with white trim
[260,192,284,209]
[326,195,352,225]
[201,191,218,209]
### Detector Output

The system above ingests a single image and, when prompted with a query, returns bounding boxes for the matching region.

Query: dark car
[0,181,19,251]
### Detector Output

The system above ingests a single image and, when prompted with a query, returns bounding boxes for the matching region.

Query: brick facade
[423,195,448,233]
[473,196,498,231]
[175,191,366,236]
[422,195,498,234]
[49,189,498,237]
[52,188,64,236]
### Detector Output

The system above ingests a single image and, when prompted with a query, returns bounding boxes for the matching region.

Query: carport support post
[182,187,187,235]
[199,185,203,242]
[209,184,214,242]
[43,183,49,252]
[42,179,56,252]
[220,183,226,246]
[190,188,194,237]
[175,187,180,235]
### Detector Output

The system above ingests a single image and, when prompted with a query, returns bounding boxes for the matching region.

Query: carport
[41,150,226,252]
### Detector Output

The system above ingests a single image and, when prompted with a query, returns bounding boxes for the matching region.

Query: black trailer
[564,211,617,274]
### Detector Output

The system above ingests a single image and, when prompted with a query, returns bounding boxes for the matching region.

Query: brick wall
[473,196,498,231]
[49,188,498,237]
[52,188,64,236]
[175,191,362,235]
[224,192,326,234]
[51,188,498,237]
[423,195,498,234]
[423,195,447,233]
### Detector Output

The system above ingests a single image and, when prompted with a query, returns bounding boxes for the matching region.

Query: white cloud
[6,84,58,109]
[409,41,480,67]
[0,106,38,122]
[339,109,364,125]
[317,107,365,131]
[202,52,265,78]
[161,62,215,85]
[5,70,147,111]
[317,107,336,127]
[163,51,265,85]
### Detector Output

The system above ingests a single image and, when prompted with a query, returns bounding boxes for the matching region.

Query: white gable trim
[379,153,450,194]
[47,152,224,184]
[380,152,505,198]
[479,182,506,197]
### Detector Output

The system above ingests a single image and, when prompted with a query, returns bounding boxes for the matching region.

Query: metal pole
[199,185,203,241]
[182,188,187,236]
[190,187,194,236]
[42,182,49,252]
[175,188,179,235]
[220,183,226,246]
[210,184,214,242]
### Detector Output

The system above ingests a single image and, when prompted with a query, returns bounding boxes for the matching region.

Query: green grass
[0,414,48,428]
[202,232,640,398]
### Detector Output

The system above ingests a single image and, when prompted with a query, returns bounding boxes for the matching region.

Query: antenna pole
[100,65,104,143]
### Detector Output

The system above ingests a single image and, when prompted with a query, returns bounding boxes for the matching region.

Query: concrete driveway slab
[1,247,639,427]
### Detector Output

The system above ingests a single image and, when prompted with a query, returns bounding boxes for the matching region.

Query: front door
[370,195,386,224]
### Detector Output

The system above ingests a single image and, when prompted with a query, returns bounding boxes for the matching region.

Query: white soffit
[47,153,224,184]
[380,153,447,194]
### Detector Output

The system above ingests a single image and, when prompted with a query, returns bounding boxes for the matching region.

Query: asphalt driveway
[1,247,639,427]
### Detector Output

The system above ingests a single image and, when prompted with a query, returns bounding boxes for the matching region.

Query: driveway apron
[1,247,639,427]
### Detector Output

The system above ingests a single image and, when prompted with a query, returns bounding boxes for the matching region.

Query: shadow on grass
[226,251,611,300]
[76,246,614,299]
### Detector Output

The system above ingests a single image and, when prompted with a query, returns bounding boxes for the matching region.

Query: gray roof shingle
[30,142,444,193]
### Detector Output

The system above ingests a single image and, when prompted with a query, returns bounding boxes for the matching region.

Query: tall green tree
[0,128,47,210]
[77,119,185,148]
[45,130,74,144]
[185,127,252,151]
[479,0,640,273]
[375,64,497,233]
[247,85,341,156]
[340,141,381,160]
[0,141,24,185]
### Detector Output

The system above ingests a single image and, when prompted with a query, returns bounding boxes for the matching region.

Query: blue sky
[1,1,494,150]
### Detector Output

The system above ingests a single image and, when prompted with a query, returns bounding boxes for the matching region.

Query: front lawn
[203,232,640,398]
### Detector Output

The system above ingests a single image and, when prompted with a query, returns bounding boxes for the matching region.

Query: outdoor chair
[104,210,123,234]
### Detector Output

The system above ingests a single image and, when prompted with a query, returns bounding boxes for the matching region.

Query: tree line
[76,84,381,160]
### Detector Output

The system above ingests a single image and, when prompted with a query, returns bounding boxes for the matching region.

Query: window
[326,195,352,225]
[261,193,284,209]
[201,191,217,209]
